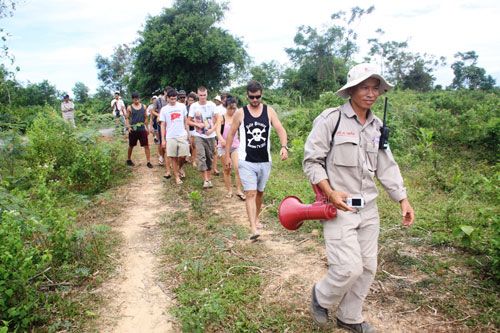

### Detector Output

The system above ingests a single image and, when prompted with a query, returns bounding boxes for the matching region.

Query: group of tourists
[61,64,415,333]
[120,80,288,242]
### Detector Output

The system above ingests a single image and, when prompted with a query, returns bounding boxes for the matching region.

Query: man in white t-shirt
[214,95,226,116]
[111,92,126,136]
[160,88,190,184]
[188,86,217,188]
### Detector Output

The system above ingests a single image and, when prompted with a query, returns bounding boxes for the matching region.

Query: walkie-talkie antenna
[379,97,390,150]
[383,97,388,126]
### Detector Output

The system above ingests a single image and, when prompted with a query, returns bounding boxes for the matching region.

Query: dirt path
[94,138,459,332]
[96,147,175,332]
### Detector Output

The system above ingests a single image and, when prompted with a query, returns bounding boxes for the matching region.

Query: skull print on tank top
[238,104,272,162]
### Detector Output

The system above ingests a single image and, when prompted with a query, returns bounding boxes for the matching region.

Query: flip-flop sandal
[236,194,246,201]
[257,223,264,229]
[179,171,186,178]
[250,233,260,240]
[176,179,183,185]
[213,170,220,176]
[225,193,233,198]
[163,174,171,179]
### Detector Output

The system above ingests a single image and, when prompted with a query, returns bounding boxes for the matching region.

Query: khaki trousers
[316,202,379,324]
[194,136,215,171]
[62,111,75,127]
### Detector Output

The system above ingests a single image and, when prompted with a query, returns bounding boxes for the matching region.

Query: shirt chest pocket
[365,142,379,171]
[333,136,358,167]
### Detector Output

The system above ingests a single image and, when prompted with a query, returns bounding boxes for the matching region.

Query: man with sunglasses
[224,80,288,240]
[178,90,187,105]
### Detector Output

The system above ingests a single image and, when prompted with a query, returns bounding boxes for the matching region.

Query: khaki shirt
[303,101,406,206]
[61,101,74,113]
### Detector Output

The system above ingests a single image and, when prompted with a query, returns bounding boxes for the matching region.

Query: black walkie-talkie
[379,97,390,150]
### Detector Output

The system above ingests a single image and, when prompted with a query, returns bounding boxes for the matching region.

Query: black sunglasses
[248,95,262,100]
[179,96,186,99]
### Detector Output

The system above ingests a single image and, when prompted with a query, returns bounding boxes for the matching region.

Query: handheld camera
[345,197,364,208]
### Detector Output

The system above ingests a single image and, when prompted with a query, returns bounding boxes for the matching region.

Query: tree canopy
[130,0,248,96]
[451,51,496,90]
[95,44,133,95]
[283,6,374,97]
[72,82,89,103]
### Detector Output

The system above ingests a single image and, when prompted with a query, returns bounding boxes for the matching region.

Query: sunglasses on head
[248,95,262,100]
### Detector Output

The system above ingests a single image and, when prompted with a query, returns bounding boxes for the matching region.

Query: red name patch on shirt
[337,131,356,136]
[171,113,181,120]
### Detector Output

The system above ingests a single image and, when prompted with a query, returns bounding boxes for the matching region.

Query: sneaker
[207,180,213,188]
[336,318,376,333]
[146,162,153,169]
[310,284,329,328]
[203,181,210,188]
[159,155,164,163]
[126,160,134,166]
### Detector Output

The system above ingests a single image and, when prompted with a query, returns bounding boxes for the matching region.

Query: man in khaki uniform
[61,94,75,127]
[303,63,415,333]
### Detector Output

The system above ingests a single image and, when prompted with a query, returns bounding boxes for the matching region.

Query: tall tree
[130,0,248,95]
[72,82,89,103]
[400,60,436,92]
[284,6,374,97]
[366,30,445,90]
[95,44,133,95]
[1,0,20,105]
[249,61,283,89]
[24,80,59,107]
[451,51,496,90]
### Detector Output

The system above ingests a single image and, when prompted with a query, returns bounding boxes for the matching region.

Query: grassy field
[154,147,499,331]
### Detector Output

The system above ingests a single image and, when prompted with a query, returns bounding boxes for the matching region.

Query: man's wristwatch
[282,145,289,150]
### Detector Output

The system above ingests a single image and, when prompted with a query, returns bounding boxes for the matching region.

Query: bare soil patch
[94,147,176,332]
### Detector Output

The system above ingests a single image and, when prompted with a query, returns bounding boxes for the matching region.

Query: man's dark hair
[224,95,238,108]
[114,92,120,96]
[131,92,140,99]
[188,93,197,100]
[246,80,263,93]
[164,86,173,92]
[166,88,178,97]
[197,86,207,92]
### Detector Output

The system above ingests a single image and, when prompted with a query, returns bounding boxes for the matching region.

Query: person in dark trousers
[126,92,153,168]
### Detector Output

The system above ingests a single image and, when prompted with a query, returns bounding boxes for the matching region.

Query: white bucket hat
[214,95,222,102]
[336,63,393,98]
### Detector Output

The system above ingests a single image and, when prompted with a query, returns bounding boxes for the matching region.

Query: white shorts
[238,160,271,192]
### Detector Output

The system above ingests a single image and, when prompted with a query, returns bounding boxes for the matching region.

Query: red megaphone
[278,184,338,230]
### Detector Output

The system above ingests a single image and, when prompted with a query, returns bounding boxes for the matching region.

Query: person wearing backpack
[303,63,414,332]
[126,92,153,169]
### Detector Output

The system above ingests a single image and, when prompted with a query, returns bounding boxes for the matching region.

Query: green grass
[159,164,329,332]
[263,150,500,329]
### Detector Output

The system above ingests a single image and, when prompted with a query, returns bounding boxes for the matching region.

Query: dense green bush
[0,107,123,330]
[25,107,121,194]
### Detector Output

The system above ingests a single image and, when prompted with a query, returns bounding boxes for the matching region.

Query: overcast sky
[2,0,499,96]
